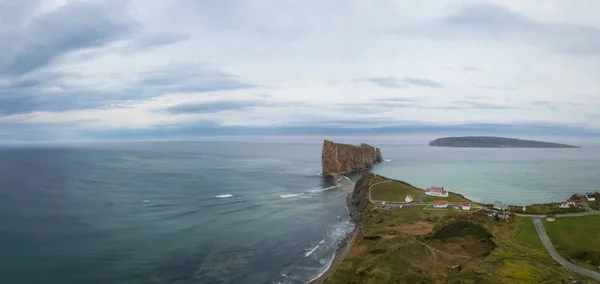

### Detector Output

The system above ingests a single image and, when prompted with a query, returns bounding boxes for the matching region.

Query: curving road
[532,217,600,281]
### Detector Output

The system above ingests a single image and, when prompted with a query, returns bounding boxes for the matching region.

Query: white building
[433,200,448,208]
[425,187,449,197]
[586,193,596,202]
[405,195,413,203]
[559,202,570,208]
[462,203,471,211]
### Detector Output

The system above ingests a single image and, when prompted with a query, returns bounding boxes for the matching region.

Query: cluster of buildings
[490,211,511,222]
[433,200,471,211]
[558,199,580,209]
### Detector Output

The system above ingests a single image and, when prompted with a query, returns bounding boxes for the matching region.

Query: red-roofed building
[462,203,471,210]
[433,200,448,208]
[566,199,577,206]
[405,195,413,203]
[559,202,569,208]
[426,186,449,197]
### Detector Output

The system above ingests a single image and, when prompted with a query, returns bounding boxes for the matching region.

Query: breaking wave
[280,193,304,199]
[305,239,325,257]
[215,194,233,198]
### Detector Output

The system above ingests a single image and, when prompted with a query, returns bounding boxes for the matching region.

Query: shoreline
[309,176,362,284]
[309,227,359,284]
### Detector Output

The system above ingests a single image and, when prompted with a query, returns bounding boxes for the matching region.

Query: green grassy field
[545,214,600,266]
[370,180,423,202]
[523,203,586,215]
[514,217,544,250]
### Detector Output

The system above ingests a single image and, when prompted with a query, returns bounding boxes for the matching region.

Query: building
[426,187,449,197]
[566,199,577,206]
[585,192,597,202]
[433,200,448,208]
[522,206,527,211]
[559,202,570,208]
[462,203,471,210]
[546,214,556,222]
[493,201,508,210]
[453,205,461,210]
[405,195,413,203]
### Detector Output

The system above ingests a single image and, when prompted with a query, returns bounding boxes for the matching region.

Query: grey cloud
[478,85,516,91]
[134,33,189,48]
[360,76,443,88]
[418,101,518,110]
[385,3,600,55]
[167,100,271,114]
[0,1,137,77]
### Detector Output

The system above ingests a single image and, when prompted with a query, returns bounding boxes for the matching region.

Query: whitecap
[319,239,325,244]
[280,193,304,199]
[143,200,151,203]
[305,244,320,257]
[322,185,340,191]
[385,159,392,162]
[215,194,233,198]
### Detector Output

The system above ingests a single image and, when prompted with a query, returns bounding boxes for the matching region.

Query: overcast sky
[1,0,599,143]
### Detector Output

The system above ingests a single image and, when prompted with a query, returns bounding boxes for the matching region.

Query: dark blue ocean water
[0,142,354,284]
[1,141,599,284]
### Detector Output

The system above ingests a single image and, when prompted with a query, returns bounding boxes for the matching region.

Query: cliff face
[321,140,383,175]
[347,172,373,226]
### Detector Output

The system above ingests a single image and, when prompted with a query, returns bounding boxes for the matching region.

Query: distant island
[429,136,580,148]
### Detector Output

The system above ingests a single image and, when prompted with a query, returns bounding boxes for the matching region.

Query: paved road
[532,217,600,281]
[582,200,597,212]
[514,211,600,218]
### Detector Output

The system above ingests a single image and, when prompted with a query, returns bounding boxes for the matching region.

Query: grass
[513,217,544,250]
[545,214,600,266]
[423,191,475,204]
[370,180,423,202]
[522,203,586,215]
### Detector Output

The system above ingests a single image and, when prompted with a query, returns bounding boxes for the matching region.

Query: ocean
[0,141,599,283]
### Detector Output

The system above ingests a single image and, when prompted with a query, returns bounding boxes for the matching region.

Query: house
[559,202,570,208]
[453,205,461,210]
[433,200,449,208]
[405,195,413,203]
[566,199,577,206]
[585,192,597,202]
[546,214,556,222]
[522,206,527,211]
[426,186,449,197]
[493,201,508,210]
[462,203,471,211]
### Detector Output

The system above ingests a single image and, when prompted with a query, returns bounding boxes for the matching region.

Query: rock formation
[321,140,383,175]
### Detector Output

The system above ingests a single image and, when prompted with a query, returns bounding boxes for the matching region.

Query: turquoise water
[0,141,598,283]
[371,145,600,205]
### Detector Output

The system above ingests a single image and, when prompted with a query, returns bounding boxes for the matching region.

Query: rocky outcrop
[321,140,383,175]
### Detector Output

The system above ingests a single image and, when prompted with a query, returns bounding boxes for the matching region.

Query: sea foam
[215,194,233,198]
[280,193,304,199]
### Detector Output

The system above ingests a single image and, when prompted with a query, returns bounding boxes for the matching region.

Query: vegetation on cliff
[429,136,579,148]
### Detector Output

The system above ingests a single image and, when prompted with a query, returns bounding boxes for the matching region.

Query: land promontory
[429,136,579,148]
[321,140,383,175]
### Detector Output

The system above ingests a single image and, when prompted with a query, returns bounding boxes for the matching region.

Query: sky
[1,0,599,143]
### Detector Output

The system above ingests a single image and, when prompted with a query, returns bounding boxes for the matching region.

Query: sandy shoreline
[309,225,360,284]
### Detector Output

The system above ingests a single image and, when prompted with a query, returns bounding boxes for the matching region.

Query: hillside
[429,136,579,148]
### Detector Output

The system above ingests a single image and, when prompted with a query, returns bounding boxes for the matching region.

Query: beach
[309,227,359,284]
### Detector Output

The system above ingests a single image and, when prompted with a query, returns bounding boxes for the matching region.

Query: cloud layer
[0,0,599,142]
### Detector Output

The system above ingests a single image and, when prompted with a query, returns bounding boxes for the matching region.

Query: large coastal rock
[321,140,383,175]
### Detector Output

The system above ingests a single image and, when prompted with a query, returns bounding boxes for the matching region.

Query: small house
[426,187,449,197]
[462,203,471,211]
[559,202,570,209]
[585,192,596,202]
[522,206,527,211]
[453,205,461,210]
[546,214,556,222]
[405,195,413,203]
[566,199,577,206]
[433,200,448,208]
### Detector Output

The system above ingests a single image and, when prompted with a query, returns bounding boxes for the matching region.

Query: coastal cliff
[347,172,373,226]
[321,140,383,175]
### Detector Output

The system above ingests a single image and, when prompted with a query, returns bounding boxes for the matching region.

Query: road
[532,217,600,281]
[582,200,597,212]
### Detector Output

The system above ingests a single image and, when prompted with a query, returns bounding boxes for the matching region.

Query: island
[321,140,383,175]
[429,136,580,148]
